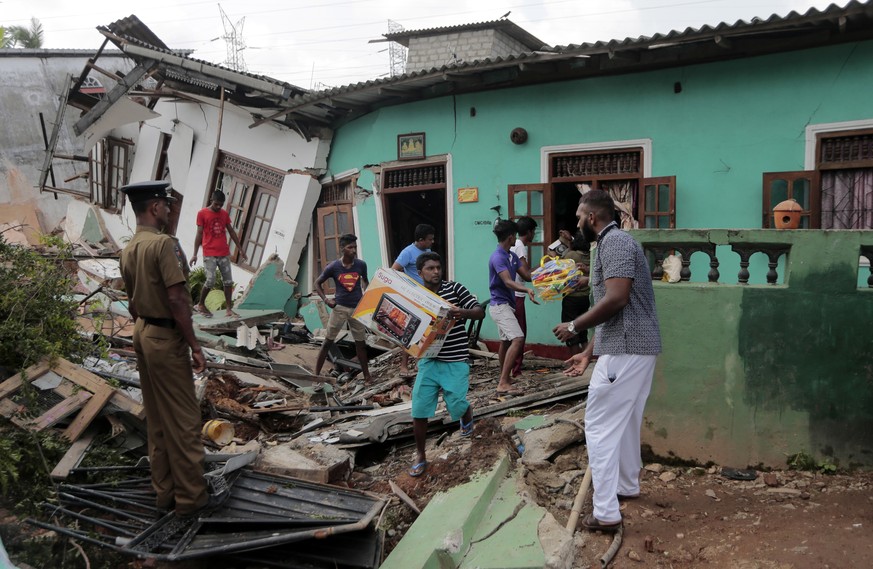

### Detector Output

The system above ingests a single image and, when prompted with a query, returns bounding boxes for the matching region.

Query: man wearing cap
[119,181,221,518]
[189,190,247,318]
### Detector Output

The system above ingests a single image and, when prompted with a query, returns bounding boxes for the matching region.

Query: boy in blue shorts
[408,252,485,477]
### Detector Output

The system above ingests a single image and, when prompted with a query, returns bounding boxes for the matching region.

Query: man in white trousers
[554,189,661,533]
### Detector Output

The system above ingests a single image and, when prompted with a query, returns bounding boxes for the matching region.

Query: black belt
[143,317,175,329]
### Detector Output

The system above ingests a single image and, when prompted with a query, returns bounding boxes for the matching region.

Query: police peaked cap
[120,180,176,203]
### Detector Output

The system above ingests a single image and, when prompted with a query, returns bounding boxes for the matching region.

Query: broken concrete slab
[255,442,353,483]
[382,453,573,569]
[517,408,585,466]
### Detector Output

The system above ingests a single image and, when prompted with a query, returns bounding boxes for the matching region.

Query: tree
[0,233,94,373]
[5,18,44,48]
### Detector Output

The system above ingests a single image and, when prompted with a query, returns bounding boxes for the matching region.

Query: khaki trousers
[133,319,207,514]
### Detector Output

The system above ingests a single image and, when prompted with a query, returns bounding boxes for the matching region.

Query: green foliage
[787,450,840,474]
[4,18,44,48]
[817,458,838,475]
[0,424,66,514]
[187,265,224,304]
[0,234,95,373]
[786,451,817,471]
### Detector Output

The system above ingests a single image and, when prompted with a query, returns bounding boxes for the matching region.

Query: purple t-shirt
[488,246,519,306]
[319,258,368,308]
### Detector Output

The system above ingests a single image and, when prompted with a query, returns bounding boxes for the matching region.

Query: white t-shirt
[510,238,529,298]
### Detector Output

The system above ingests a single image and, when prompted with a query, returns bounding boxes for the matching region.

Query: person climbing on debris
[553,190,661,533]
[408,252,484,477]
[487,219,537,397]
[189,190,247,318]
[119,180,224,518]
[313,233,373,382]
[390,223,436,379]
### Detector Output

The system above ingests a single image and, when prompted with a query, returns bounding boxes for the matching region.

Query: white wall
[0,51,133,234]
[94,95,331,292]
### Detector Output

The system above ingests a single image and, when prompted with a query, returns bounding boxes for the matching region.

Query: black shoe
[176,492,229,519]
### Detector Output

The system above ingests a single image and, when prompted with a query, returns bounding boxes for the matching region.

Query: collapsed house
[38,15,330,294]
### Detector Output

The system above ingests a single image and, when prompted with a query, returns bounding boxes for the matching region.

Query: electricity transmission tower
[387,20,407,77]
[219,4,247,72]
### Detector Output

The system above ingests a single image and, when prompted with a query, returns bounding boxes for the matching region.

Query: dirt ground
[277,340,873,568]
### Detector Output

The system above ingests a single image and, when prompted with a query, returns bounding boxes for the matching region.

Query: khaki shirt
[120,226,191,319]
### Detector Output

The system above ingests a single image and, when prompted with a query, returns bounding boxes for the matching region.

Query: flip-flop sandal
[408,460,427,478]
[495,388,523,397]
[720,467,757,481]
[460,418,474,437]
[194,307,213,318]
[581,513,622,533]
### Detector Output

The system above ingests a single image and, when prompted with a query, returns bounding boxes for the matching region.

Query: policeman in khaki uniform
[119,181,221,518]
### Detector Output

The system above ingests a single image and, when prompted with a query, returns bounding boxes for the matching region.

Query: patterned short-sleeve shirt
[591,227,661,356]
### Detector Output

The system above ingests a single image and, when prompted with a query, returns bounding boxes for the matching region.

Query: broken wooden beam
[206,362,335,385]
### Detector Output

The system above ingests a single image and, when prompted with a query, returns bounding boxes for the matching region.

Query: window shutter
[762,171,819,228]
[508,184,552,263]
[639,176,676,229]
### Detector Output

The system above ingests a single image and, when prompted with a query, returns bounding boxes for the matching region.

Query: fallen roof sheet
[28,462,386,564]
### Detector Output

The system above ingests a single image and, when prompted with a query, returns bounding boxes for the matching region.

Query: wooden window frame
[88,137,132,212]
[762,171,820,228]
[378,161,449,274]
[313,177,356,294]
[763,128,873,228]
[508,184,552,262]
[639,176,677,229]
[212,152,284,271]
[543,147,676,231]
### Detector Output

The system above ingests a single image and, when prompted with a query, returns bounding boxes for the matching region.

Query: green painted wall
[632,229,873,467]
[326,41,873,348]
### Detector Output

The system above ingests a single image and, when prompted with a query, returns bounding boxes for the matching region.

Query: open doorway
[383,189,447,276]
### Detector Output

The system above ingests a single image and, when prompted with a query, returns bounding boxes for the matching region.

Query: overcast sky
[3,0,837,89]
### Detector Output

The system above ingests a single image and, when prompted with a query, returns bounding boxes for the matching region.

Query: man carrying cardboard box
[408,252,485,477]
[313,234,373,382]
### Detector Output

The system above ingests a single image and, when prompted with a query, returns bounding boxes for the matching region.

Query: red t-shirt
[196,207,232,257]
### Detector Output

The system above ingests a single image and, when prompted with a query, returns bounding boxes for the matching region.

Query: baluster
[650,247,666,281]
[676,248,692,281]
[861,247,873,288]
[708,252,720,283]
[731,246,753,284]
[765,251,780,285]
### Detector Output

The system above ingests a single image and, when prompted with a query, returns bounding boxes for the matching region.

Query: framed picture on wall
[397,132,426,161]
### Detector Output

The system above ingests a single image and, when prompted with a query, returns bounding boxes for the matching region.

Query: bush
[0,234,94,373]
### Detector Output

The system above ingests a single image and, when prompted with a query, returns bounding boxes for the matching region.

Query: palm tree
[0,27,12,49]
[6,18,44,48]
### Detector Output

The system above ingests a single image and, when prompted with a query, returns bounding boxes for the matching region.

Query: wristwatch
[567,321,576,334]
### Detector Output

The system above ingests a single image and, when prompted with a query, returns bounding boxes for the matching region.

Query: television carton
[353,268,454,358]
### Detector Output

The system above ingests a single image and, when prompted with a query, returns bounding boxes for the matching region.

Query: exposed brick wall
[406,29,531,71]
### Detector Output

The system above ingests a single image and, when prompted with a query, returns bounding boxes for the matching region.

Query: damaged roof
[276,0,873,127]
[99,15,306,106]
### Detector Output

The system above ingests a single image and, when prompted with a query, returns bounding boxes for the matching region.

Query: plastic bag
[530,255,585,301]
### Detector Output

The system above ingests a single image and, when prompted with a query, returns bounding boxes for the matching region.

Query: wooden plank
[31,391,91,431]
[51,428,98,481]
[0,361,51,399]
[64,383,115,442]
[52,359,145,420]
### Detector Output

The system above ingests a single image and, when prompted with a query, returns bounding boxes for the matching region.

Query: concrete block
[255,443,352,483]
